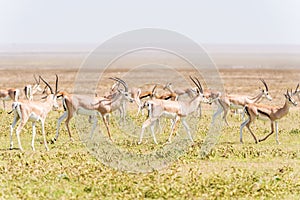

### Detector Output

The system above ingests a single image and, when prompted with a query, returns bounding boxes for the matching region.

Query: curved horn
[39,76,53,94]
[109,77,128,92]
[152,84,157,95]
[55,74,58,94]
[286,89,291,98]
[260,79,269,91]
[195,77,203,94]
[189,76,203,94]
[33,74,40,84]
[295,83,299,92]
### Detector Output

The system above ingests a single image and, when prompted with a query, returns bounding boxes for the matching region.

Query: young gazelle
[53,77,133,142]
[0,88,20,110]
[9,75,59,151]
[213,79,272,125]
[138,76,210,144]
[240,89,297,144]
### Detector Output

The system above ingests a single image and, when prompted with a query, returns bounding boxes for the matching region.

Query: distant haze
[1,1,300,45]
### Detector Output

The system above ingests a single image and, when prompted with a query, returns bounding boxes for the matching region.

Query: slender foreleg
[41,120,49,151]
[9,115,19,149]
[53,111,68,143]
[259,121,275,143]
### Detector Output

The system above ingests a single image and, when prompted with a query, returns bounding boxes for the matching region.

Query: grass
[0,108,299,199]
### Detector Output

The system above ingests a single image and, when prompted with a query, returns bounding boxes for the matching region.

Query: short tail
[7,102,20,114]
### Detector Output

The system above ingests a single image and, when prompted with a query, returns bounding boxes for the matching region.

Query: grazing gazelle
[213,79,272,125]
[9,75,59,151]
[53,77,133,142]
[138,76,210,145]
[240,89,297,144]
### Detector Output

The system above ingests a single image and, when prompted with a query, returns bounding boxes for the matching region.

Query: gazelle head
[32,74,43,92]
[285,89,297,107]
[39,75,59,110]
[260,79,272,101]
[163,82,172,90]
[109,77,134,103]
[189,76,210,103]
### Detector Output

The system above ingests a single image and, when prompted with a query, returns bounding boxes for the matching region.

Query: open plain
[0,50,300,199]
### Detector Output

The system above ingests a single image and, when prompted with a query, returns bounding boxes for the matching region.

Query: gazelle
[9,75,59,151]
[130,84,158,115]
[213,79,272,125]
[0,88,20,110]
[138,76,210,144]
[24,75,43,100]
[53,77,133,142]
[240,89,297,144]
[163,82,197,100]
[152,84,177,101]
[163,82,220,117]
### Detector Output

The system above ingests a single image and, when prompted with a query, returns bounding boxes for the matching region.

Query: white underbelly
[29,112,40,121]
[77,107,98,116]
[257,114,269,121]
[230,104,243,110]
[161,111,177,119]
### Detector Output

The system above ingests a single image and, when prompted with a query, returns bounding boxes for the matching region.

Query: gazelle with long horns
[213,79,272,125]
[9,75,59,151]
[53,77,133,142]
[138,76,210,144]
[240,89,297,144]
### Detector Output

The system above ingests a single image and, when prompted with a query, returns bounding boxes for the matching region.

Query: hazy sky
[1,0,300,45]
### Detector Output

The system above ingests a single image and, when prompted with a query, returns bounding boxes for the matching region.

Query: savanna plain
[0,51,300,199]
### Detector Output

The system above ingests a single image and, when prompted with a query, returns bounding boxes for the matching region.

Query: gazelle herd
[2,74,299,151]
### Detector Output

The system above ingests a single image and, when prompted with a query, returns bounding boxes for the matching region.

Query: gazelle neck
[248,91,264,103]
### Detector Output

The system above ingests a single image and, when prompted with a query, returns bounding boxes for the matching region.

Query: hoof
[50,138,56,144]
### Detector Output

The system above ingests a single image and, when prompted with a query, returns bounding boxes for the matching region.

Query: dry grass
[0,53,300,199]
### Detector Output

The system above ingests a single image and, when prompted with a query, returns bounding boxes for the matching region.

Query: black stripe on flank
[140,94,151,99]
[257,109,270,118]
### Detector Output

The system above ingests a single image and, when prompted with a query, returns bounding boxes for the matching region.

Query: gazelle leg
[150,122,158,145]
[167,116,179,143]
[16,121,27,151]
[89,115,98,139]
[102,114,112,141]
[31,122,37,151]
[223,107,230,126]
[53,111,68,143]
[182,118,193,143]
[275,121,280,144]
[138,118,157,144]
[9,115,19,149]
[212,104,224,124]
[41,120,49,151]
[240,118,250,143]
[245,120,258,144]
[259,121,274,143]
[65,112,74,142]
